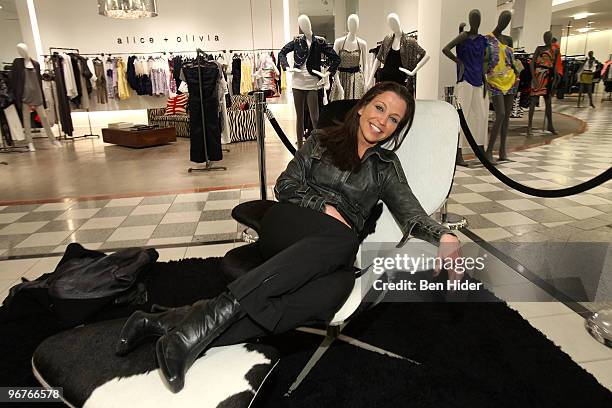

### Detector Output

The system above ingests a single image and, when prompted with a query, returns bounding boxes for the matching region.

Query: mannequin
[484,11,518,162]
[278,14,340,148]
[527,31,558,136]
[442,9,487,166]
[330,14,369,101]
[11,43,61,151]
[577,50,597,108]
[367,13,430,95]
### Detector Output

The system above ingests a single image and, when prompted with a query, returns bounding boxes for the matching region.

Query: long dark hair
[318,81,415,172]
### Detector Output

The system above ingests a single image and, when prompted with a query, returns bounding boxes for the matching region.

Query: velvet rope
[457,108,611,198]
[266,109,297,156]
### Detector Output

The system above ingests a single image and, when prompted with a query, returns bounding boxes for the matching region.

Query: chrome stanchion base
[188,161,227,172]
[585,309,612,348]
[436,212,469,230]
[241,228,258,243]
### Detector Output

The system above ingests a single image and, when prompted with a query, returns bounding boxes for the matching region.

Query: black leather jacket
[274,131,453,245]
[278,34,341,78]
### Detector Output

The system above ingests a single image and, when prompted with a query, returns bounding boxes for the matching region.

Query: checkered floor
[450,102,612,243]
[0,103,610,258]
[0,188,268,258]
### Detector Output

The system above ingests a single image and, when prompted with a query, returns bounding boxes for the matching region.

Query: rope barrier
[458,108,611,198]
[265,109,297,156]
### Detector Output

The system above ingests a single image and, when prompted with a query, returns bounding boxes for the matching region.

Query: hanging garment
[240,57,253,94]
[60,53,78,100]
[93,59,108,104]
[173,56,183,91]
[41,74,57,126]
[168,58,177,94]
[331,40,365,101]
[485,33,517,96]
[127,56,138,90]
[531,47,554,96]
[231,57,242,95]
[181,63,223,162]
[117,58,131,100]
[51,54,74,136]
[68,54,83,107]
[254,54,278,94]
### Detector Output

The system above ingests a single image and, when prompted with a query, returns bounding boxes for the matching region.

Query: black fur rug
[1,257,611,407]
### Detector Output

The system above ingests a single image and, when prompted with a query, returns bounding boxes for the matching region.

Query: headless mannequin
[577,50,597,108]
[366,13,430,90]
[14,43,60,151]
[527,31,558,136]
[332,14,369,100]
[286,15,329,148]
[485,11,515,162]
[443,10,486,165]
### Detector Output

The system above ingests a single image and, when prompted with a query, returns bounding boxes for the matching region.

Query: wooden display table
[102,127,177,148]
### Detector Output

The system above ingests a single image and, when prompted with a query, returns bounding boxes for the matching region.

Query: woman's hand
[434,233,462,285]
[324,205,351,228]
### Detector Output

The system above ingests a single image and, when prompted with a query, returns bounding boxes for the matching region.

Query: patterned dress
[331,40,365,100]
[485,33,517,96]
[531,47,554,97]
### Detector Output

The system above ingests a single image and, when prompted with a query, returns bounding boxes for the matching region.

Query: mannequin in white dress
[331,14,369,100]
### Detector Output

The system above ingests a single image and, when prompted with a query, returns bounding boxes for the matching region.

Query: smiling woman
[318,81,415,172]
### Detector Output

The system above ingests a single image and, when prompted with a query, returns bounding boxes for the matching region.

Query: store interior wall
[0,0,22,64]
[13,0,286,111]
[356,0,419,54]
[512,0,553,52]
[560,29,612,60]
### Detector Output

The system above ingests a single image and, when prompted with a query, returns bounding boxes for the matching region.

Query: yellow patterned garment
[485,33,517,96]
[117,58,131,100]
[240,57,253,94]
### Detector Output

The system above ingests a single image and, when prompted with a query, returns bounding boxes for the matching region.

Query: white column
[416,0,496,100]
[512,0,552,52]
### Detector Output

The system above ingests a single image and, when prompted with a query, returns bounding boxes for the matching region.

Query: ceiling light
[552,0,573,6]
[576,27,594,33]
[573,12,594,20]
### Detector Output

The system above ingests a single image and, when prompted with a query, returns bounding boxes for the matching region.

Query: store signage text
[116,34,221,45]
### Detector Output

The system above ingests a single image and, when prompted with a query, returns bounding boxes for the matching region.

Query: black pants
[211,203,359,347]
[231,58,241,95]
[182,65,223,162]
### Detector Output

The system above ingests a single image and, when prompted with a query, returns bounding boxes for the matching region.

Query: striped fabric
[228,95,257,142]
[165,94,189,115]
[147,108,190,138]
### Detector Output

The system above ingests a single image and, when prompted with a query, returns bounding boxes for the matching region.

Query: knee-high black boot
[156,292,245,393]
[116,305,191,356]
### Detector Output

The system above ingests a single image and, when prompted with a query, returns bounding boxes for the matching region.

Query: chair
[221,99,460,394]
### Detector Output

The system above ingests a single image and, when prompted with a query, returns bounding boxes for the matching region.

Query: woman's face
[357,91,407,148]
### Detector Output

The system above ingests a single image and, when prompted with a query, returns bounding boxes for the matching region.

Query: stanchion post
[438,86,469,230]
[255,91,267,200]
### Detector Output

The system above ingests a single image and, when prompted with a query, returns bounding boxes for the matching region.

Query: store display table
[102,127,177,148]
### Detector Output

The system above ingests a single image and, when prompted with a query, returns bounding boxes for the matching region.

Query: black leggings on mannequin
[486,93,515,161]
[527,95,555,136]
[293,89,319,148]
[578,83,595,107]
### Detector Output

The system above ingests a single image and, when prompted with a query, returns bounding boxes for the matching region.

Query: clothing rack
[188,48,226,173]
[229,48,280,52]
[74,49,228,57]
[0,68,29,156]
[48,46,100,141]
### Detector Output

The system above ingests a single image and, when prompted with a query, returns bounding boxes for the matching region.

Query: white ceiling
[551,0,612,34]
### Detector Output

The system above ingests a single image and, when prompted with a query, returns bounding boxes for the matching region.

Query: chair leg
[284,326,340,396]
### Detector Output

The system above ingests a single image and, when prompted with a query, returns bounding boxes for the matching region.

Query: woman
[116,81,461,393]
